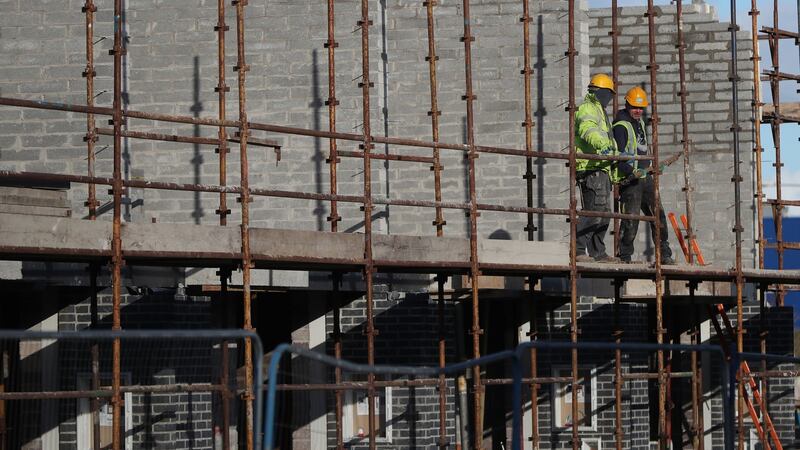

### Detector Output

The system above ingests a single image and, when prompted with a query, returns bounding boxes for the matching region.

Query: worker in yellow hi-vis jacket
[575,74,620,263]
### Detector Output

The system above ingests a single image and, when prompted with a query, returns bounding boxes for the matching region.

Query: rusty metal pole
[325,0,344,448]
[729,0,746,448]
[689,282,704,450]
[566,1,579,449]
[610,0,621,256]
[645,1,667,448]
[214,1,232,447]
[609,3,623,448]
[425,0,445,239]
[520,1,539,446]
[528,279,540,449]
[110,0,125,448]
[613,279,623,450]
[768,0,785,306]
[332,286,344,449]
[459,0,483,447]
[83,0,98,220]
[676,0,695,264]
[326,0,340,233]
[750,0,764,270]
[677,2,703,443]
[758,283,769,444]
[422,1,448,446]
[356,1,378,448]
[233,0,254,448]
[522,0,535,244]
[82,1,102,448]
[90,265,101,450]
[216,0,230,226]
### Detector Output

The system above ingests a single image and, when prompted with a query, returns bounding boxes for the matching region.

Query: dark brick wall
[55,289,219,450]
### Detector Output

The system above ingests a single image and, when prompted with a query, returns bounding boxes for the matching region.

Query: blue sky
[589,0,800,216]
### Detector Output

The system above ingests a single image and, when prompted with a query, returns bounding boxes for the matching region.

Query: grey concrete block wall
[589,2,757,267]
[0,0,588,247]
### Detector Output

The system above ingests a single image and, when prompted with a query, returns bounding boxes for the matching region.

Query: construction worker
[575,73,619,263]
[612,86,675,265]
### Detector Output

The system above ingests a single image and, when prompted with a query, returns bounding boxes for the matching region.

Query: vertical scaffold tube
[214,2,232,447]
[751,0,767,426]
[645,1,667,448]
[357,1,377,448]
[690,282,704,450]
[676,3,704,444]
[216,0,229,226]
[422,1,448,445]
[83,0,98,220]
[459,0,482,447]
[233,0,254,448]
[82,1,102,448]
[730,0,746,448]
[676,0,695,264]
[110,0,124,448]
[751,0,764,269]
[520,1,539,446]
[613,279,623,450]
[611,0,621,255]
[769,0,785,306]
[325,0,344,447]
[610,3,623,449]
[567,1,579,449]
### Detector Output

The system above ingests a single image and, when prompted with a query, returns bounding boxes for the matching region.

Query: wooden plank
[762,102,800,123]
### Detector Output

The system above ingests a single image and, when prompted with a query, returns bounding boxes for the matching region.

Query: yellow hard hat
[624,86,649,107]
[588,74,615,93]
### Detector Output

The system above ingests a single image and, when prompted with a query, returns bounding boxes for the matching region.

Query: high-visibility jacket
[575,93,617,173]
[611,117,648,183]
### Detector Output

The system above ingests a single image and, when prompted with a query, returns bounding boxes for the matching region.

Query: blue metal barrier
[264,340,737,450]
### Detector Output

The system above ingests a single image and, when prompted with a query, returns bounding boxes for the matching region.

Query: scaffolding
[0,1,798,450]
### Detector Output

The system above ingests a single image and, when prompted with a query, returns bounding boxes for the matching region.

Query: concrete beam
[1,213,798,286]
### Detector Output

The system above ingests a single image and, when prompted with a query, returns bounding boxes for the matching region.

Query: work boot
[618,256,632,264]
[576,254,594,263]
[660,256,676,265]
[595,255,622,264]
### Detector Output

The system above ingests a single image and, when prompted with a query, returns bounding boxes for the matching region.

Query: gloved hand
[633,168,646,178]
[599,146,615,156]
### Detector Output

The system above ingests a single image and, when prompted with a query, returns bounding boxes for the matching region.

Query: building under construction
[0,0,798,449]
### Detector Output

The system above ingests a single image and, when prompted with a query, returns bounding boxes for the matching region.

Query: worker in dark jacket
[612,86,675,265]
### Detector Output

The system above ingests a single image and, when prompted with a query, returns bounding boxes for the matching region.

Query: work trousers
[618,175,673,262]
[576,170,611,258]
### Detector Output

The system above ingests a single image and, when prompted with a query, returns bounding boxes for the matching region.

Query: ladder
[668,212,783,450]
[707,304,783,450]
